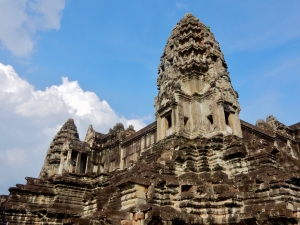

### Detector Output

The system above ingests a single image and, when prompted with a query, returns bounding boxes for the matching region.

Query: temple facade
[1,13,300,225]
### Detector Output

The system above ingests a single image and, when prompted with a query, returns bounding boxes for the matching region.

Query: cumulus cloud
[0,62,148,194]
[0,0,65,56]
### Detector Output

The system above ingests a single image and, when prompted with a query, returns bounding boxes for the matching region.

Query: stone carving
[1,13,300,225]
[125,125,136,137]
[154,13,242,141]
[256,115,293,138]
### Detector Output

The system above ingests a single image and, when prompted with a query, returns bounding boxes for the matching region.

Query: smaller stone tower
[155,13,242,141]
[39,119,82,178]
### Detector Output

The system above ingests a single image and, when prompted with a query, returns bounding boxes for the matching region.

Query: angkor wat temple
[1,13,300,225]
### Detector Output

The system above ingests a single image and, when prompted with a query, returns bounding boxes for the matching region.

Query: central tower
[155,13,242,140]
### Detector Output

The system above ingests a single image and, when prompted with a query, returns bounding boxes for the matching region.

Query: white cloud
[0,0,65,56]
[0,148,28,167]
[176,2,188,10]
[0,62,148,194]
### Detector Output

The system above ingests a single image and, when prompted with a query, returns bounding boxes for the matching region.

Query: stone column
[190,101,197,135]
[146,135,149,146]
[141,136,145,152]
[75,152,82,173]
[156,115,162,141]
[85,154,91,173]
[230,112,243,137]
[159,116,165,141]
[120,147,124,170]
[215,103,226,132]
[66,150,72,173]
[174,104,183,135]
[172,108,176,134]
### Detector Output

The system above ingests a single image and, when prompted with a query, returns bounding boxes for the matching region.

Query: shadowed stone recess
[1,13,300,225]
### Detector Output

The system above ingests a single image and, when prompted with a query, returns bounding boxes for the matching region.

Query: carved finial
[84,124,94,142]
[128,124,135,131]
[56,118,80,139]
[184,13,194,18]
[113,123,125,131]
[125,125,135,137]
[87,124,94,134]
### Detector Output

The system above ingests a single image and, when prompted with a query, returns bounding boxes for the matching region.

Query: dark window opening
[170,45,174,50]
[165,113,172,136]
[70,151,78,173]
[166,114,172,128]
[207,115,214,132]
[224,111,230,125]
[71,151,78,166]
[172,219,185,225]
[80,153,87,174]
[207,115,213,125]
[224,111,232,134]
[184,117,189,131]
[211,55,217,62]
[181,185,193,192]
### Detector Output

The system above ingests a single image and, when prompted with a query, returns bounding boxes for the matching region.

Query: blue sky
[0,0,299,194]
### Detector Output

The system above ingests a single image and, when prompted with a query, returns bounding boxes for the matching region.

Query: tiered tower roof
[39,119,79,178]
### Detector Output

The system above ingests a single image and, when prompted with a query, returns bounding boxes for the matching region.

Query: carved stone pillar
[170,109,174,136]
[230,112,243,137]
[75,152,82,173]
[85,154,91,173]
[173,105,179,134]
[177,102,184,134]
[215,103,226,132]
[120,147,124,170]
[66,150,72,173]
[192,101,199,136]
[156,115,163,141]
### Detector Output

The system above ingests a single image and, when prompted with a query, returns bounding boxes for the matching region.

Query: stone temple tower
[2,13,300,225]
[155,13,242,141]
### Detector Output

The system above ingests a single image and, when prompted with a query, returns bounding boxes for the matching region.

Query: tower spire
[39,119,80,178]
[155,14,242,140]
